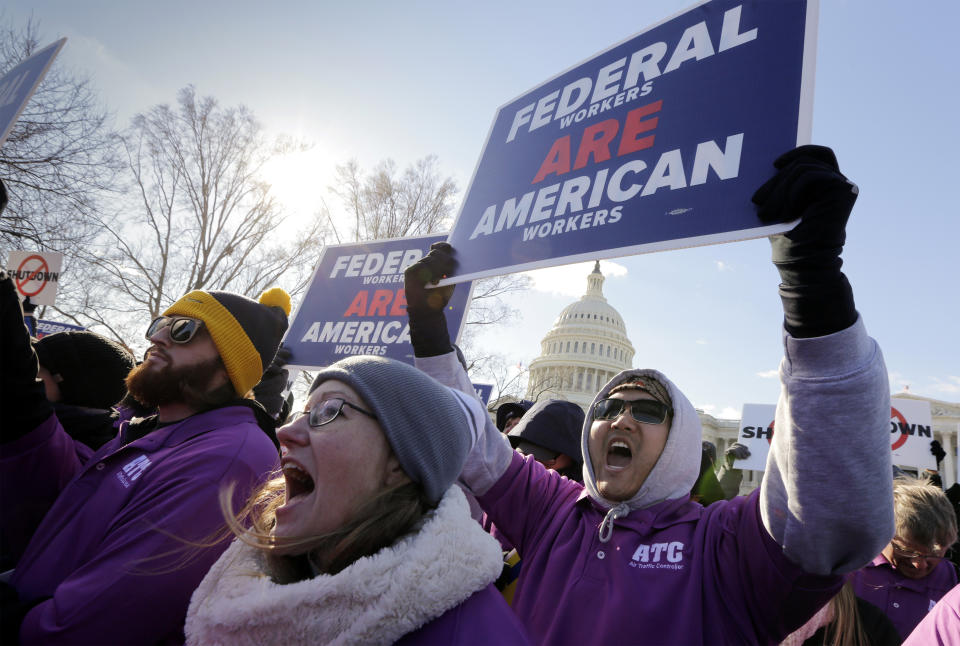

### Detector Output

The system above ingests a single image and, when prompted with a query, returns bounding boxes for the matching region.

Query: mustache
[146,346,170,362]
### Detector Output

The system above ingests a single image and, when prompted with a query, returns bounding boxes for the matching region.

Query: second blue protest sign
[444,0,817,283]
[0,38,67,147]
[284,234,472,369]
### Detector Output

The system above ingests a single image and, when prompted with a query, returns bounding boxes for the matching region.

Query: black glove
[752,145,858,338]
[724,442,751,467]
[931,440,946,468]
[403,242,457,357]
[253,345,291,420]
[0,270,53,442]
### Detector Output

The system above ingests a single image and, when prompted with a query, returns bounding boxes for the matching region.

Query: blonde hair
[781,582,868,646]
[893,475,958,550]
[826,582,869,646]
[220,473,431,580]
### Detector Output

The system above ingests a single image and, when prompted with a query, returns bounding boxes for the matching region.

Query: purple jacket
[480,453,841,644]
[850,552,959,639]
[395,584,530,645]
[903,581,960,645]
[5,406,279,645]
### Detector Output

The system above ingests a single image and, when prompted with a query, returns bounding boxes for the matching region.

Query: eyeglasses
[891,540,952,564]
[145,316,204,344]
[593,398,670,425]
[300,398,378,428]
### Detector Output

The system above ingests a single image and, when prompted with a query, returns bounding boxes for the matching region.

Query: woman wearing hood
[405,147,895,644]
[184,355,529,645]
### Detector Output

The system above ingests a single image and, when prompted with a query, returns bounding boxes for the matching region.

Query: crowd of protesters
[2,145,959,646]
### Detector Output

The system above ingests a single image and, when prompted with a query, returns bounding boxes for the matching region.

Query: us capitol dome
[516,262,960,497]
[524,261,635,410]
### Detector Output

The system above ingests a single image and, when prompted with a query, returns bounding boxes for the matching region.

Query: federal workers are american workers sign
[442,0,818,283]
[284,234,472,370]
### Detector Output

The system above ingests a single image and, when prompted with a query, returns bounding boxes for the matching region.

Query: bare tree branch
[57,86,325,349]
[0,17,119,260]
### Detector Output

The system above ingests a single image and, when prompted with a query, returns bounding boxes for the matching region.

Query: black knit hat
[507,400,585,467]
[496,399,534,431]
[34,331,136,409]
[164,287,291,396]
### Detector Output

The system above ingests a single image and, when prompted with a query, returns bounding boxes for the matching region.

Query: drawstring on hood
[598,503,631,543]
[582,368,703,540]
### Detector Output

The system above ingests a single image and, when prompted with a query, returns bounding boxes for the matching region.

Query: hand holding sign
[752,145,859,339]
[404,242,457,358]
[724,442,751,467]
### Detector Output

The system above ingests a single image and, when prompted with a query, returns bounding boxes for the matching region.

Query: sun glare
[262,149,332,224]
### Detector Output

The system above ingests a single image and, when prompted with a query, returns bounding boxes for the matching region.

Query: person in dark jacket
[496,399,533,433]
[185,356,529,645]
[32,329,137,450]
[0,274,288,645]
[507,399,584,483]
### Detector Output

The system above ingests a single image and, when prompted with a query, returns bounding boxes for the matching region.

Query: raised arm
[404,245,514,496]
[752,146,893,575]
[0,272,87,566]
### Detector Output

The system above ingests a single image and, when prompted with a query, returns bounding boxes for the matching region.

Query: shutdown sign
[890,397,935,472]
[6,250,64,306]
[733,403,776,472]
[284,234,472,369]
[443,0,817,283]
[734,399,937,473]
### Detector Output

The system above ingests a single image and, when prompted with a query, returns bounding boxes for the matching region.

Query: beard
[126,354,233,410]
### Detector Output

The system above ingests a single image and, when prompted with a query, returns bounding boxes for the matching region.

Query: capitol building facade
[515,262,960,492]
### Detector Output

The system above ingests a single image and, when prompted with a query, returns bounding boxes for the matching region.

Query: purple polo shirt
[5,407,279,645]
[903,582,960,645]
[478,452,841,645]
[850,551,958,639]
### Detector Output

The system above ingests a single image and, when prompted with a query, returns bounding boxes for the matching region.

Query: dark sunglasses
[593,398,670,425]
[145,316,204,344]
[300,397,378,428]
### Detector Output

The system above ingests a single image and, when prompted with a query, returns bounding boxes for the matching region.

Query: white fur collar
[185,485,503,646]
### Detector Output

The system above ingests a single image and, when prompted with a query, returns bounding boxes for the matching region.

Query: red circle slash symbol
[891,407,909,450]
[15,255,50,298]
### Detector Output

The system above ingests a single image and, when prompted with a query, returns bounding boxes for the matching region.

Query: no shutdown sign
[6,250,64,306]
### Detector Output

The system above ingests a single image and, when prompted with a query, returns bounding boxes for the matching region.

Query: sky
[6,0,958,419]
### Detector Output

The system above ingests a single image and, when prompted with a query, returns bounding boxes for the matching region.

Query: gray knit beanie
[310,356,471,505]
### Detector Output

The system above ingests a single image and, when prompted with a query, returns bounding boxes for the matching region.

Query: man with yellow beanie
[0,276,290,645]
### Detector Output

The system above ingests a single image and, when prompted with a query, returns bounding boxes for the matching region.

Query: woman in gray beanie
[185,355,529,646]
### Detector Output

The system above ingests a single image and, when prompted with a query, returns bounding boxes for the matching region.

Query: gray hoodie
[417,316,893,575]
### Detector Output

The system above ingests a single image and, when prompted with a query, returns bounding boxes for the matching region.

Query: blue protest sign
[473,383,494,406]
[35,318,86,339]
[443,0,817,283]
[284,234,472,369]
[0,38,67,148]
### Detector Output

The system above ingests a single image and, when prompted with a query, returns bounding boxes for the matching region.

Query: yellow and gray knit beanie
[163,287,291,396]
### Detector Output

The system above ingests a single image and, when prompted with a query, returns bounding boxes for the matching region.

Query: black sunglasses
[301,397,378,428]
[145,316,204,344]
[593,398,670,425]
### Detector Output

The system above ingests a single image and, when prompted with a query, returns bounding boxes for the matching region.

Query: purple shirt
[5,407,279,645]
[478,452,842,645]
[850,552,958,639]
[903,582,960,645]
[395,584,530,645]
